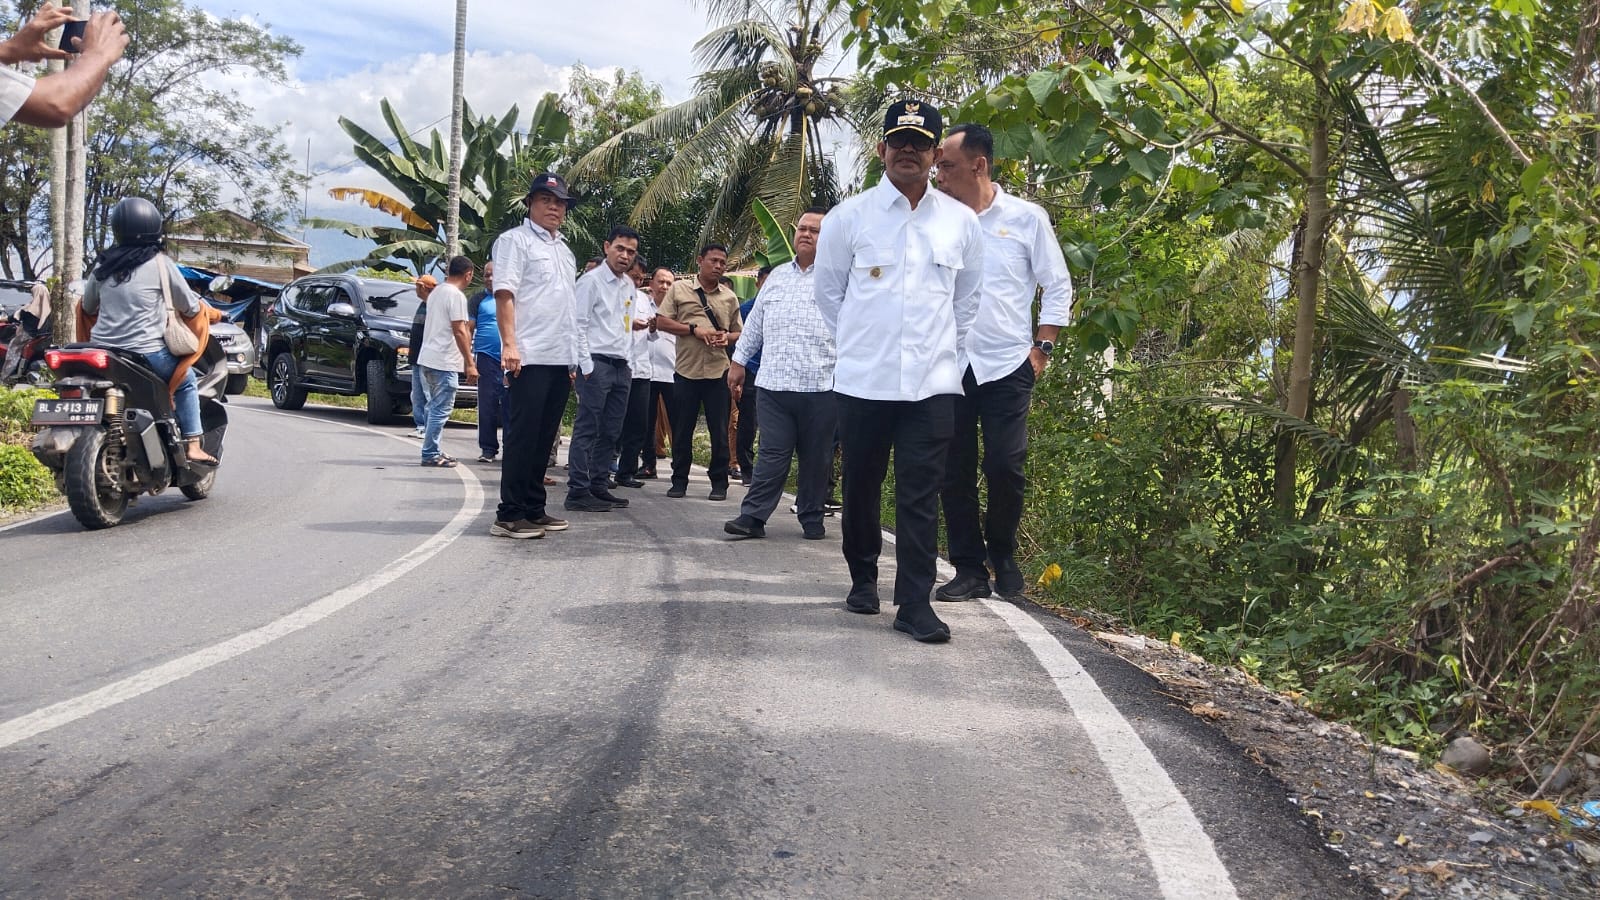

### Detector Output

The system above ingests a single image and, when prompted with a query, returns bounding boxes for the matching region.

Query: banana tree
[311,94,569,274]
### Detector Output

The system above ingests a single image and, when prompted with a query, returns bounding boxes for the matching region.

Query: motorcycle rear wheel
[64,427,129,529]
[180,466,217,501]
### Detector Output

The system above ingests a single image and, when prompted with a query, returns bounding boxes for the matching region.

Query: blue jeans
[411,368,427,431]
[476,352,509,457]
[417,365,458,461]
[143,346,203,437]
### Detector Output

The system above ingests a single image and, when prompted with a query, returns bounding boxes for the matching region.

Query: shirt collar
[525,218,564,243]
[788,259,815,275]
[977,183,1010,218]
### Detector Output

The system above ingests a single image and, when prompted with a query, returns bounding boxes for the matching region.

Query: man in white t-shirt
[1,5,127,129]
[415,255,479,468]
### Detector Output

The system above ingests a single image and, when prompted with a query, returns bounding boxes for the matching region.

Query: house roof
[168,210,310,250]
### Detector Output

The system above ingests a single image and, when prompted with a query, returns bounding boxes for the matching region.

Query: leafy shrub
[0,443,54,512]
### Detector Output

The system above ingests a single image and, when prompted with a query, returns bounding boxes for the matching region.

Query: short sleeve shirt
[0,67,36,125]
[658,279,742,380]
[417,283,469,372]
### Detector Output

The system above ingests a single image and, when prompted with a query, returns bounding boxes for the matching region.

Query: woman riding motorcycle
[80,197,218,466]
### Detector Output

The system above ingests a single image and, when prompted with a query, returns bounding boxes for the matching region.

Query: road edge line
[0,411,484,750]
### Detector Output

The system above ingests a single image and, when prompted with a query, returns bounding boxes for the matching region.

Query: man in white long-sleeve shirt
[488,173,582,540]
[933,123,1075,602]
[813,99,984,644]
[566,225,641,513]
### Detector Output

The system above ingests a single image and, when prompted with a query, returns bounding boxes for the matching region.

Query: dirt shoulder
[1032,600,1600,899]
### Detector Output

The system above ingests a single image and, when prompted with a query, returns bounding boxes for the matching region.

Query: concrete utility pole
[48,55,70,345]
[444,0,467,259]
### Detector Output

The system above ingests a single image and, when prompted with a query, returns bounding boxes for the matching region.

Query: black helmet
[109,197,165,246]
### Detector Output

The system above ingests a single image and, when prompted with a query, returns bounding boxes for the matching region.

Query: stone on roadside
[1573,842,1600,866]
[1440,736,1493,775]
[1538,763,1577,794]
[1581,752,1600,770]
[1469,830,1496,844]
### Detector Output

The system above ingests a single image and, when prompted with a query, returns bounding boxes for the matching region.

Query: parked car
[211,320,256,395]
[259,274,476,424]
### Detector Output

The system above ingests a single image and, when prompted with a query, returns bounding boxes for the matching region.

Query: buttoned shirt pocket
[930,244,967,295]
[852,246,898,284]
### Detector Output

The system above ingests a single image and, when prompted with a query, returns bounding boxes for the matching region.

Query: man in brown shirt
[654,243,743,500]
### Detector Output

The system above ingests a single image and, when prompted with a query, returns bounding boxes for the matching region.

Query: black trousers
[671,373,731,488]
[735,383,759,474]
[497,364,570,523]
[616,376,652,478]
[941,362,1035,579]
[837,393,955,607]
[644,380,674,471]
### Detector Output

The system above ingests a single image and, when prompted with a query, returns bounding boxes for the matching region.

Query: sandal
[421,456,458,468]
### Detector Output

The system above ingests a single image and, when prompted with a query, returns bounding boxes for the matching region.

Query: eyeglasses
[885,131,936,153]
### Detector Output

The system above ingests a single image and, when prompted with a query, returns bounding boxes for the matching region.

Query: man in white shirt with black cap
[933,123,1074,602]
[488,172,581,540]
[814,99,984,644]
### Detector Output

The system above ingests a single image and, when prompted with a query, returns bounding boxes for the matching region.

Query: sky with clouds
[191,0,713,266]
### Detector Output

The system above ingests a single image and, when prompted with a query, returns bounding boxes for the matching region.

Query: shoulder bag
[158,255,202,356]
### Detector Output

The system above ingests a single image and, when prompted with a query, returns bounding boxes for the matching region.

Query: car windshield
[362,283,421,320]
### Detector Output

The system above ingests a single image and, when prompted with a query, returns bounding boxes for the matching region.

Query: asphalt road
[0,397,1370,899]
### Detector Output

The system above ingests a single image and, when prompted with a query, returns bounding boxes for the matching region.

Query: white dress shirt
[573,263,636,374]
[963,186,1074,384]
[648,313,676,384]
[732,261,834,393]
[490,219,580,367]
[628,291,656,378]
[814,178,984,401]
[0,67,35,125]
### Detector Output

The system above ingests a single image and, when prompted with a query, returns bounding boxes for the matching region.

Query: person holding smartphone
[1,4,128,129]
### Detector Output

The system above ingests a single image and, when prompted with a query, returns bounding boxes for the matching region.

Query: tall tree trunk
[1274,84,1331,517]
[445,0,467,260]
[49,57,70,346]
[63,108,87,342]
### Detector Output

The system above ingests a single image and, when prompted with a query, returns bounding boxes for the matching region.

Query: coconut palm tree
[569,0,852,256]
[445,0,468,258]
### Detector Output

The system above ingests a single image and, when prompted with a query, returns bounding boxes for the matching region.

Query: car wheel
[365,359,398,425]
[269,353,307,410]
[225,373,248,395]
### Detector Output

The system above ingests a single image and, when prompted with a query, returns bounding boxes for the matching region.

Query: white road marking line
[0,508,67,534]
[981,599,1238,899]
[0,411,484,750]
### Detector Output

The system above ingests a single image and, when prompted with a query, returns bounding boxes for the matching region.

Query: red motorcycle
[0,311,51,385]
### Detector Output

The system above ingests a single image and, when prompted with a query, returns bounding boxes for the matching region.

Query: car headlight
[387,330,411,341]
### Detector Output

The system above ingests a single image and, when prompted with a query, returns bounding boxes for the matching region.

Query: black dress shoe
[935,572,992,602]
[723,515,766,538]
[639,469,657,479]
[708,486,728,501]
[845,584,880,615]
[894,603,951,643]
[666,484,687,498]
[615,476,645,488]
[741,473,753,486]
[802,523,825,540]
[564,494,613,512]
[993,557,1025,599]
[591,487,628,508]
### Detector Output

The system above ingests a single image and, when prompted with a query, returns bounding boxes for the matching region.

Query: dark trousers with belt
[616,376,652,478]
[837,393,956,608]
[941,362,1035,579]
[497,364,570,523]
[741,389,837,527]
[734,382,759,474]
[671,373,731,489]
[568,355,631,497]
[645,380,674,471]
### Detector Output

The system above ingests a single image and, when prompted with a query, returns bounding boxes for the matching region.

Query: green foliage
[0,387,58,512]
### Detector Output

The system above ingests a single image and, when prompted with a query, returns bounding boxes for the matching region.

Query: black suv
[260,275,476,424]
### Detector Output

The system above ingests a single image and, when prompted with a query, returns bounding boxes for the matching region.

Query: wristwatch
[1033,339,1055,356]
[689,323,699,336]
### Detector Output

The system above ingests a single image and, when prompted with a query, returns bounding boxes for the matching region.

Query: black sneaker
[894,602,951,643]
[845,584,880,615]
[993,558,1025,599]
[531,514,569,532]
[592,488,629,508]
[666,484,687,498]
[490,519,544,539]
[708,486,728,501]
[802,522,825,540]
[723,515,766,538]
[564,494,613,512]
[936,572,992,602]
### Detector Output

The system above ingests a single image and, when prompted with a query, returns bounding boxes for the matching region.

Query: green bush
[0,443,55,512]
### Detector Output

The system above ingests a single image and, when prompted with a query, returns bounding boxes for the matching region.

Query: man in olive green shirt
[654,243,743,500]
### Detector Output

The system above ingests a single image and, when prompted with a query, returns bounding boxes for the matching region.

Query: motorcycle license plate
[31,398,104,425]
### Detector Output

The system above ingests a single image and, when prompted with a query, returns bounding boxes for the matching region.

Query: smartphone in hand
[59,19,87,52]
